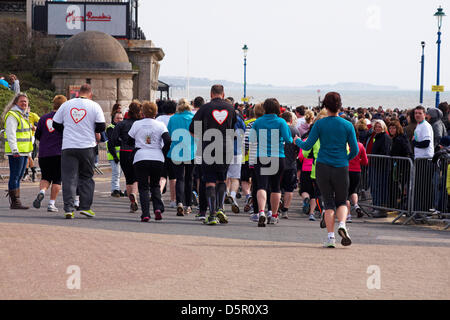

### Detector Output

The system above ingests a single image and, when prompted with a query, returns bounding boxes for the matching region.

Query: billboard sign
[47,2,129,37]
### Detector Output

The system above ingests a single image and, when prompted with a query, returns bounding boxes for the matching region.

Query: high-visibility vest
[4,110,33,153]
[106,123,120,160]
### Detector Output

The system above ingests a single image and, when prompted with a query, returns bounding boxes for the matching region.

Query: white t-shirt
[53,98,105,150]
[414,120,434,159]
[128,118,168,164]
[156,114,172,127]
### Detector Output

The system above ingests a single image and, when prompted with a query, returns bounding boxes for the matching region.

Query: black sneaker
[33,192,45,209]
[111,190,121,198]
[355,205,363,218]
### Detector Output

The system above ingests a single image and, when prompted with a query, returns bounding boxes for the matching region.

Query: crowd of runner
[3,84,450,248]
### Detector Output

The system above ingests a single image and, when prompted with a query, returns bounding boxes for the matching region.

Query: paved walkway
[1,172,449,299]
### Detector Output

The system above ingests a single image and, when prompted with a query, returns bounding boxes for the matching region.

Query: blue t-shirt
[250,114,293,158]
[295,116,358,167]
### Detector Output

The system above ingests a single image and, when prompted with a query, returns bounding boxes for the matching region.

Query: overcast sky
[139,0,448,90]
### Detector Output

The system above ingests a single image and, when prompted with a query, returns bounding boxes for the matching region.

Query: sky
[139,0,449,90]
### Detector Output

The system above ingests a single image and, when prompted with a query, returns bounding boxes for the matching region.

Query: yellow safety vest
[4,110,33,153]
[106,123,120,161]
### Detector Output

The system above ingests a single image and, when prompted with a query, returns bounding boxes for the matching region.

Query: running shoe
[33,192,45,209]
[338,225,352,246]
[154,210,162,221]
[111,190,121,198]
[141,216,150,223]
[224,194,232,205]
[280,210,289,219]
[65,212,74,219]
[355,205,364,218]
[243,196,253,213]
[302,197,310,215]
[129,193,138,212]
[47,204,58,212]
[204,215,219,225]
[177,203,185,216]
[169,200,177,208]
[323,237,336,248]
[258,212,266,227]
[216,209,228,224]
[250,213,259,222]
[192,191,199,207]
[80,209,95,218]
[231,199,240,214]
[195,212,206,221]
[320,211,326,229]
[347,214,353,223]
[267,213,279,224]
[309,214,316,221]
[184,206,192,215]
[236,192,242,199]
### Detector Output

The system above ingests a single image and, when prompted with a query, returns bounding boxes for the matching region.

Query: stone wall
[52,72,134,121]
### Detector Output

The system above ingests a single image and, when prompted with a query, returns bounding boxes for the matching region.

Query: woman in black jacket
[388,120,412,211]
[109,101,142,213]
[369,120,392,217]
[389,120,412,158]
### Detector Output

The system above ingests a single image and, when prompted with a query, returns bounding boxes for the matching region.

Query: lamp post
[242,44,248,103]
[420,41,425,104]
[434,6,446,108]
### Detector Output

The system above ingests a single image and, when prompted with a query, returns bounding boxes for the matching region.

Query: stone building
[51,30,164,117]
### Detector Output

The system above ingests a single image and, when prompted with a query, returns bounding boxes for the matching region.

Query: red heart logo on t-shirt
[212,110,228,125]
[70,108,87,124]
[46,118,55,133]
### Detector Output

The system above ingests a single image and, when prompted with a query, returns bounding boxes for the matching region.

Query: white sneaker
[169,201,177,208]
[47,204,58,212]
[250,213,259,222]
[324,237,336,248]
[258,212,266,227]
[267,213,279,224]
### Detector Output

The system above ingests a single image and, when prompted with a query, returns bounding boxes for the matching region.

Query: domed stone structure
[51,31,164,116]
[53,31,132,71]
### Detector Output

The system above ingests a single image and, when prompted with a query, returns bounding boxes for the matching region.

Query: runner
[250,98,293,227]
[52,84,106,219]
[294,92,359,247]
[105,111,124,197]
[33,95,67,212]
[188,85,237,225]
[109,101,142,213]
[128,101,171,222]
[167,99,196,216]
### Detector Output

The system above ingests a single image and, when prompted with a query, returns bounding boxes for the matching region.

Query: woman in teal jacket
[167,99,196,216]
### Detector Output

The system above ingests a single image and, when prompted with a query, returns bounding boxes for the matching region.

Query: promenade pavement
[0,171,449,300]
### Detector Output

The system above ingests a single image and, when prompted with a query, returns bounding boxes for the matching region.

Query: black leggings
[255,157,285,193]
[315,162,349,211]
[173,161,194,207]
[134,160,164,218]
[120,151,136,185]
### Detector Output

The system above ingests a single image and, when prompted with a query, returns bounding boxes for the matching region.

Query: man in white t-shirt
[413,106,434,159]
[52,84,106,219]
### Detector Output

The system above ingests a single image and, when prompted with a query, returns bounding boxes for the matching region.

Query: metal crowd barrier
[408,157,449,228]
[360,154,449,228]
[359,154,415,223]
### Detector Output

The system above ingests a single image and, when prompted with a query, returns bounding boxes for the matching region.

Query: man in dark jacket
[427,108,447,151]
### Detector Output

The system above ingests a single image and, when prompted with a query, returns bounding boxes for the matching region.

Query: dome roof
[53,31,132,71]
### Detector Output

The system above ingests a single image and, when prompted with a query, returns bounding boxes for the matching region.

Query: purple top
[35,111,63,158]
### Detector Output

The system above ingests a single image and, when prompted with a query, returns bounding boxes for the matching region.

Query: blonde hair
[254,103,265,118]
[372,119,387,132]
[314,108,328,122]
[355,118,368,131]
[290,111,298,126]
[304,110,315,124]
[2,92,28,125]
[176,98,192,113]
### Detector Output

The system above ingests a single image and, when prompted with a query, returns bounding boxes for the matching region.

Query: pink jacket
[298,148,313,172]
[349,142,368,172]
